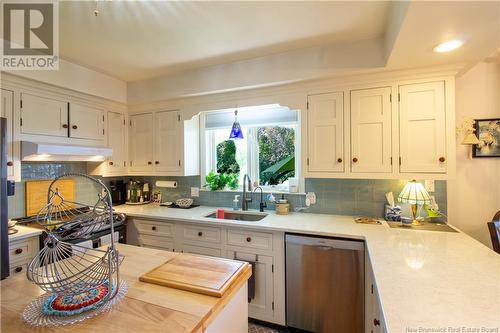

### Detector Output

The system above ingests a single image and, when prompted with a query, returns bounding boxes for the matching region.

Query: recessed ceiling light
[433,40,464,53]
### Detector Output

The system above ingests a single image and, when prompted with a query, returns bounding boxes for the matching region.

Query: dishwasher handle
[286,234,364,251]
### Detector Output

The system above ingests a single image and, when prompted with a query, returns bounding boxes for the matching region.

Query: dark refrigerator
[1,117,13,279]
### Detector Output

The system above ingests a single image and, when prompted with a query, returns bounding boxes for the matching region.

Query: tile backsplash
[8,162,447,220]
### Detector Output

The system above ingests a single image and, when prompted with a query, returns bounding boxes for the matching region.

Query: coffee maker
[109,180,126,205]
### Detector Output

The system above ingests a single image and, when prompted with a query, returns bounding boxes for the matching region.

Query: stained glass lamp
[229,110,243,140]
[398,180,432,225]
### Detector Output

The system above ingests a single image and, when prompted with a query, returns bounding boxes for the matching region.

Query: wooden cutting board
[139,253,251,298]
[25,179,76,216]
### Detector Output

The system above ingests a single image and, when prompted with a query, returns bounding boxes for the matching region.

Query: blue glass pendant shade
[229,110,243,139]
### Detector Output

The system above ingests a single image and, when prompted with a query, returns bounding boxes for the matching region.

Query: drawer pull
[151,226,157,231]
[198,231,203,237]
[246,237,252,242]
[148,161,152,165]
[15,248,23,255]
[439,157,446,163]
[337,158,343,163]
[109,161,114,166]
[72,125,78,130]
[155,161,159,165]
[15,266,23,273]
[352,157,358,163]
[6,161,13,167]
[62,124,68,129]
[373,318,380,326]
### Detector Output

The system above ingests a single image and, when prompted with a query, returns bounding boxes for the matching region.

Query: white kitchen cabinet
[129,110,199,176]
[350,87,392,173]
[129,112,154,172]
[229,250,275,322]
[182,244,222,257]
[307,92,344,173]
[1,89,19,181]
[20,93,68,137]
[365,253,387,333]
[69,103,105,142]
[106,111,127,174]
[399,81,447,174]
[154,110,181,172]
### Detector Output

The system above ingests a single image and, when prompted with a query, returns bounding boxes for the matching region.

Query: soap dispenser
[233,195,240,210]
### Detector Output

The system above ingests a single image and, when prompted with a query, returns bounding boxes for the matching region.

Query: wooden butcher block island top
[0,244,251,333]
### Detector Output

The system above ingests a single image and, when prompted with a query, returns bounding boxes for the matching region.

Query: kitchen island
[0,244,251,333]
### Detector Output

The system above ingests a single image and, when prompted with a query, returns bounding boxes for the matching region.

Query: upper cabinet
[129,110,199,176]
[20,93,68,138]
[307,92,344,173]
[350,87,392,173]
[129,112,154,173]
[399,81,447,174]
[305,77,454,179]
[106,111,127,174]
[68,103,105,142]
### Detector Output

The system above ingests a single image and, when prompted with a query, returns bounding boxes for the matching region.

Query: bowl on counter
[8,219,17,228]
[175,198,194,208]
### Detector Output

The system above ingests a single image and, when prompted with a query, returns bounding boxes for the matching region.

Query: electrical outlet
[191,187,200,197]
[424,180,435,193]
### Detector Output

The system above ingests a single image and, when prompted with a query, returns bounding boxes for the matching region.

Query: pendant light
[229,108,243,139]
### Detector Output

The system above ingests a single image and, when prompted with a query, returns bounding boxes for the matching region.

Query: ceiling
[58,1,500,87]
[59,1,391,81]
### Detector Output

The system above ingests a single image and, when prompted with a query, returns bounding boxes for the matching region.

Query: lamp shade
[461,133,480,145]
[398,180,432,205]
[229,110,243,140]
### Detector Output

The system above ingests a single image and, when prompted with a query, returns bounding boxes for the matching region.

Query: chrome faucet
[242,174,252,211]
[253,186,267,212]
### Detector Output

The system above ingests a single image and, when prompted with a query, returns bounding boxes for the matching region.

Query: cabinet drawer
[9,237,38,264]
[10,261,29,277]
[182,225,221,244]
[138,234,174,251]
[181,244,221,257]
[227,229,273,251]
[135,219,174,237]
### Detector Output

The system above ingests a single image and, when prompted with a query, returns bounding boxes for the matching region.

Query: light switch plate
[191,187,200,197]
[424,180,435,193]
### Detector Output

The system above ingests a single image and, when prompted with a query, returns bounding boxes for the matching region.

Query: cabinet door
[351,87,392,173]
[399,81,446,173]
[107,111,126,173]
[20,93,68,137]
[307,92,344,172]
[69,103,105,141]
[129,113,154,172]
[154,110,181,172]
[230,250,274,321]
[1,89,15,180]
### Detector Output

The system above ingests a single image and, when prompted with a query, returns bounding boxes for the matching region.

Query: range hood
[21,141,112,162]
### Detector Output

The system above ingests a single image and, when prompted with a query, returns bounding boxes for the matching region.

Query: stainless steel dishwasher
[285,234,364,333]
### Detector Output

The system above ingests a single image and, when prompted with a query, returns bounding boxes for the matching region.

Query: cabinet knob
[151,226,157,231]
[337,158,343,163]
[148,161,152,165]
[62,124,68,129]
[109,161,114,166]
[14,267,23,273]
[155,161,159,165]
[6,161,13,167]
[352,157,358,163]
[72,125,78,130]
[15,248,23,255]
[439,157,446,163]
[373,318,380,326]
[198,231,203,237]
[246,237,252,242]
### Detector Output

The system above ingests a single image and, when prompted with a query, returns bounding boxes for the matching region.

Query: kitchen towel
[247,261,256,302]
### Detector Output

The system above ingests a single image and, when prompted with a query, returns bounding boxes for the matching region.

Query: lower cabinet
[9,236,39,278]
[365,252,387,333]
[126,217,285,325]
[229,249,275,322]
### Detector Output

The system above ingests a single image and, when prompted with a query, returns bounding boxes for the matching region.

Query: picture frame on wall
[472,118,500,158]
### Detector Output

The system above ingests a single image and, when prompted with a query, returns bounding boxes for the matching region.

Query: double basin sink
[205,211,267,222]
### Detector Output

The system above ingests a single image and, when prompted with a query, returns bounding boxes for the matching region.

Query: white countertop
[114,204,500,333]
[8,225,43,242]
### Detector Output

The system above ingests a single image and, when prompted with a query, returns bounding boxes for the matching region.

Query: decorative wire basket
[23,173,127,327]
